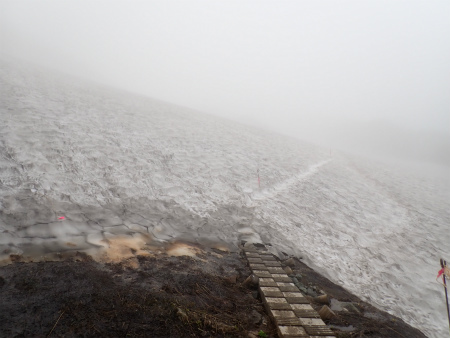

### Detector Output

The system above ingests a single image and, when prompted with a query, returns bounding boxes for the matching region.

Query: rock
[224,275,237,284]
[282,257,296,267]
[247,330,260,338]
[283,266,293,275]
[251,290,259,299]
[313,294,330,305]
[243,274,259,288]
[292,277,306,292]
[330,298,345,311]
[318,305,336,320]
[249,309,263,325]
[306,287,318,297]
[177,307,188,322]
[344,303,361,314]
[298,285,308,294]
[212,321,236,333]
[244,242,258,250]
[268,247,287,260]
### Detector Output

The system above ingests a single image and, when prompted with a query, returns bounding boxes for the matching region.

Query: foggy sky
[1,1,449,165]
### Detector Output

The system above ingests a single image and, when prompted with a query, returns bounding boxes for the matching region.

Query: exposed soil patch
[0,247,276,337]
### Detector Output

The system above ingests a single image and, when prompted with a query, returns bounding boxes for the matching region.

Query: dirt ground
[286,255,427,338]
[0,242,426,338]
[0,245,277,338]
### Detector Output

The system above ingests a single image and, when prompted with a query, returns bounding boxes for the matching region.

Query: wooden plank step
[304,325,335,336]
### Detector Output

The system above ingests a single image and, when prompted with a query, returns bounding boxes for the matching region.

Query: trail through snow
[250,159,332,204]
[1,61,449,337]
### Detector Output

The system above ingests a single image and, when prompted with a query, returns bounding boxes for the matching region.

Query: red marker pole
[441,258,450,335]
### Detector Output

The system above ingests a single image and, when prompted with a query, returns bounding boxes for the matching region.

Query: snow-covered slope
[1,61,449,337]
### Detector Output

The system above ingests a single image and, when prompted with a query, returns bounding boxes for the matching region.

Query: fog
[1,0,449,165]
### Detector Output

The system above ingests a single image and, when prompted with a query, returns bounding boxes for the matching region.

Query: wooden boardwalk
[244,245,335,338]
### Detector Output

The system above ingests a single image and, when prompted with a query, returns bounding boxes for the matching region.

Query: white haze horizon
[3,54,450,170]
[1,1,449,167]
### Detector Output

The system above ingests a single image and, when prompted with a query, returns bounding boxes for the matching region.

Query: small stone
[177,307,188,322]
[224,275,237,284]
[344,303,361,314]
[306,288,318,297]
[249,309,263,325]
[243,274,259,287]
[313,294,331,305]
[298,285,308,293]
[283,266,293,275]
[251,290,259,299]
[291,277,304,289]
[318,305,336,320]
[282,257,295,267]
[247,331,260,338]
